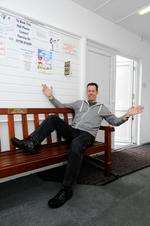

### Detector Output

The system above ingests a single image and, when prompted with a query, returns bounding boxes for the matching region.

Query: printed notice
[16,17,32,46]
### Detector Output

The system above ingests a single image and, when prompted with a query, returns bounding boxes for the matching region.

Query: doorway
[114,55,139,149]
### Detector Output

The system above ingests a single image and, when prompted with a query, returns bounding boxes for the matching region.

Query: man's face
[87,85,98,101]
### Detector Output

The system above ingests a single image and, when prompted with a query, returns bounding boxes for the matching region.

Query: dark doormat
[38,144,150,186]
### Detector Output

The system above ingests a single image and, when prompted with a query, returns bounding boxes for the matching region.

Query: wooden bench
[0,108,114,181]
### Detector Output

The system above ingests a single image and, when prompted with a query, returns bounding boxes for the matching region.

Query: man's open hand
[42,84,53,99]
[126,105,144,117]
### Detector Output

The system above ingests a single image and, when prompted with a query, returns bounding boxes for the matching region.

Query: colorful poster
[37,49,53,73]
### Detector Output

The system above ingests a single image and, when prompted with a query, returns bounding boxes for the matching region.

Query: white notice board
[0,8,81,108]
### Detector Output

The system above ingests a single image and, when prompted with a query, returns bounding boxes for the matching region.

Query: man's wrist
[124,114,130,120]
[48,95,54,100]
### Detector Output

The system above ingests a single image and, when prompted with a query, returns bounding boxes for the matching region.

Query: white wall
[0,0,150,143]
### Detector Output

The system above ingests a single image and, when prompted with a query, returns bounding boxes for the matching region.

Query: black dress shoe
[11,137,40,154]
[48,187,73,208]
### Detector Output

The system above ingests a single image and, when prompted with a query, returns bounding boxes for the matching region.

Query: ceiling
[72,0,150,42]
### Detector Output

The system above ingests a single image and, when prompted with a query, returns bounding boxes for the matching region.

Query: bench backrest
[0,108,74,152]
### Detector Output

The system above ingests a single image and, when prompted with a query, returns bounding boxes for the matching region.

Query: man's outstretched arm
[42,84,79,109]
[102,105,144,126]
[122,105,144,119]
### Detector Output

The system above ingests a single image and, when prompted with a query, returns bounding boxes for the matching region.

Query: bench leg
[105,147,112,176]
[84,151,112,176]
[104,129,112,176]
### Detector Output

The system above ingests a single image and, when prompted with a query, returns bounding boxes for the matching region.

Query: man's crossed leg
[11,115,95,208]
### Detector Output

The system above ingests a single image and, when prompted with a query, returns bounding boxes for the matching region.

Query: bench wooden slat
[26,108,73,114]
[34,114,40,129]
[0,108,73,115]
[22,114,28,139]
[7,114,15,151]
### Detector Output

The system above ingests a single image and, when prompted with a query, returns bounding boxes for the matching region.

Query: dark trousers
[29,115,95,187]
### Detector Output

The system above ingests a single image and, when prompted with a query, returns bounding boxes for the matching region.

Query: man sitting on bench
[11,82,143,208]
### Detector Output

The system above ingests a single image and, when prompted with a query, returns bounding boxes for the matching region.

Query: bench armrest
[99,126,115,132]
[98,126,114,152]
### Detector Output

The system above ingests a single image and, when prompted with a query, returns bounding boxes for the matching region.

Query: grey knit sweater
[50,97,127,137]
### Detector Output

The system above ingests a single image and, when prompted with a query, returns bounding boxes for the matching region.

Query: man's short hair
[87,82,98,91]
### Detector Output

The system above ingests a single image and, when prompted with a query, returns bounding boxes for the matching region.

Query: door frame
[132,59,142,145]
[114,54,142,146]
